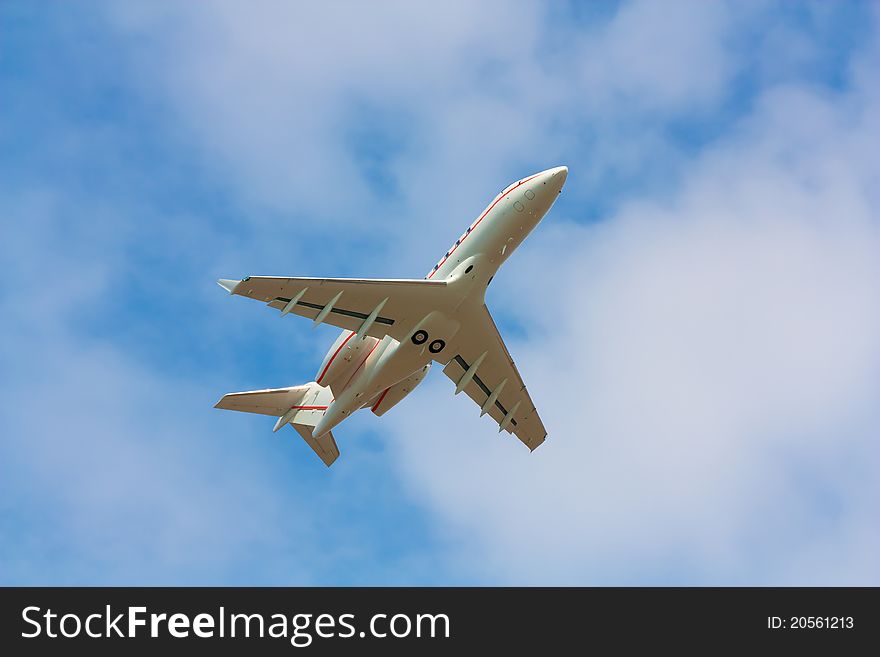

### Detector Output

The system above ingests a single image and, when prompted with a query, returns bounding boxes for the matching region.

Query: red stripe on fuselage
[426,172,542,279]
[287,405,329,411]
[316,330,355,384]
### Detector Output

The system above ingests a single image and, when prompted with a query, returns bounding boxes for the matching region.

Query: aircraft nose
[517,166,568,215]
[551,165,568,184]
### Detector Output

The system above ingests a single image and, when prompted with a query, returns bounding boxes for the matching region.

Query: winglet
[217,278,240,294]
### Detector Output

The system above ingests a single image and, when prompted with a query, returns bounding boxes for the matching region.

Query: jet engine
[369,363,431,416]
[315,330,379,393]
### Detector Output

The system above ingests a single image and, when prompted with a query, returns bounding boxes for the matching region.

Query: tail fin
[214,382,339,466]
[291,425,339,467]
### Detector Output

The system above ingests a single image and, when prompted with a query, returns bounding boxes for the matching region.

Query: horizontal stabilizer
[215,382,340,466]
[214,385,312,417]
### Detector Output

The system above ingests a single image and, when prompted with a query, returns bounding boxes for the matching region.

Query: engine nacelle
[370,363,430,416]
[315,330,379,391]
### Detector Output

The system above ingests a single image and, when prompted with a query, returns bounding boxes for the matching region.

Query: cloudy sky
[1,1,877,585]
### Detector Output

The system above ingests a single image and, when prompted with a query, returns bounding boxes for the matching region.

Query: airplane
[215,165,568,466]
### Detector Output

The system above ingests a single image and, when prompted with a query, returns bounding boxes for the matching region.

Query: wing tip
[217,278,240,294]
[214,391,244,409]
[528,433,548,452]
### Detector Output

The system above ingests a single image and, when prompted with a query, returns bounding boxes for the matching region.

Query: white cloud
[5,1,874,585]
[101,1,880,584]
[383,45,880,583]
[0,189,323,584]
[576,0,735,113]
[108,1,747,270]
[108,1,549,223]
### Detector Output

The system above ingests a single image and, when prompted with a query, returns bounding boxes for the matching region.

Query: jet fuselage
[311,166,568,438]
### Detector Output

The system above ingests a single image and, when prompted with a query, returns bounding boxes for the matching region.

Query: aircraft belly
[361,339,430,400]
[343,309,458,404]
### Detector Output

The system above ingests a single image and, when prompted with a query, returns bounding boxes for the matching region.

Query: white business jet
[216,166,568,466]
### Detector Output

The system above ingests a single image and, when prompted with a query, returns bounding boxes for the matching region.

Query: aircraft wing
[442,304,547,451]
[218,276,448,343]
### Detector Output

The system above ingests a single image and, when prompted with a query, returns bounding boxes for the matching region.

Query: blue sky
[1,1,878,585]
